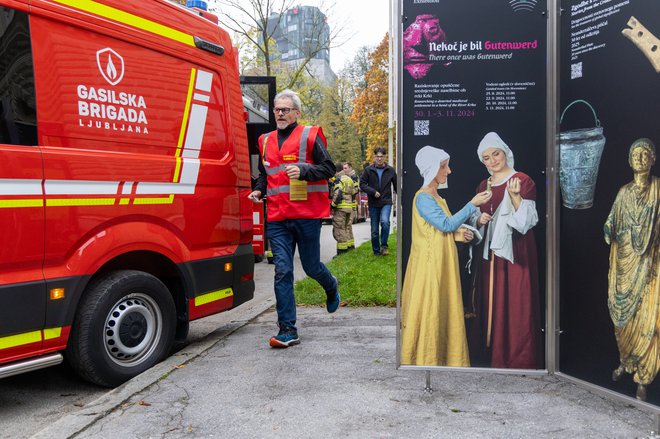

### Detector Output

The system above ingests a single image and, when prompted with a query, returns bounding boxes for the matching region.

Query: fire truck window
[241,83,270,124]
[0,7,37,146]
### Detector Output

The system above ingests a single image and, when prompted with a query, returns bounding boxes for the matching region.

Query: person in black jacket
[360,147,397,255]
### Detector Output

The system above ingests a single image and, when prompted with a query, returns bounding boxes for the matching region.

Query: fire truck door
[0,5,46,342]
[0,145,46,339]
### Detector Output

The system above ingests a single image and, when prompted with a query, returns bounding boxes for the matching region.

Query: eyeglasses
[273,107,296,114]
[375,155,385,159]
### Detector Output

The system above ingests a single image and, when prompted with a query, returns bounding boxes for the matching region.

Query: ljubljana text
[77,85,149,134]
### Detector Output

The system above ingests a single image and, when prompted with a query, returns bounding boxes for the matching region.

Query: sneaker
[269,330,300,348]
[326,276,341,313]
[381,247,390,255]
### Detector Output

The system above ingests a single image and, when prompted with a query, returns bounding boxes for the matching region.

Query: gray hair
[274,89,302,110]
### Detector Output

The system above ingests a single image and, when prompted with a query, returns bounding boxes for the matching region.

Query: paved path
[25,222,660,438]
[34,307,657,438]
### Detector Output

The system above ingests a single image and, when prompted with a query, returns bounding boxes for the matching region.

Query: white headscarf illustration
[477,132,515,175]
[415,146,450,188]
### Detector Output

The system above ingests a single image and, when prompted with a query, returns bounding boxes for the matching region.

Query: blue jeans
[267,219,337,331]
[369,204,391,255]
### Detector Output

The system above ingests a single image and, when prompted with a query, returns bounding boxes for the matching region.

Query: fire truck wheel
[66,270,176,387]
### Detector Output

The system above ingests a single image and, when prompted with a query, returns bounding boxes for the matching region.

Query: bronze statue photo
[604,138,660,401]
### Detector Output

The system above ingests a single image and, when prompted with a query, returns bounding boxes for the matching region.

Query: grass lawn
[294,234,396,307]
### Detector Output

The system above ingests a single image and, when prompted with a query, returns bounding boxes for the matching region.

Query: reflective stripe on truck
[53,0,196,47]
[0,68,211,207]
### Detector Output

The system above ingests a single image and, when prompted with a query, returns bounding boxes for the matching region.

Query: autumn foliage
[350,34,391,165]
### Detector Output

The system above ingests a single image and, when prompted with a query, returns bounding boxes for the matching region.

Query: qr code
[414,120,430,136]
[571,62,582,79]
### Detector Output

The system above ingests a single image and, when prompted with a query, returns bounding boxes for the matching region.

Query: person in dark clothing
[248,89,340,349]
[360,147,397,255]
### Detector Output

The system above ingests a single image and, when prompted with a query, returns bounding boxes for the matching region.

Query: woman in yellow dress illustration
[401,146,491,366]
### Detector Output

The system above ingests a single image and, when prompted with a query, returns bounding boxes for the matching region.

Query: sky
[305,0,391,72]
[211,0,390,74]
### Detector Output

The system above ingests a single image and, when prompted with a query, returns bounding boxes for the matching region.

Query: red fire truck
[0,0,255,386]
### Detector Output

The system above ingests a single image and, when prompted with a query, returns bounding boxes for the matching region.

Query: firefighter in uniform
[342,162,360,249]
[331,164,357,255]
[248,89,340,349]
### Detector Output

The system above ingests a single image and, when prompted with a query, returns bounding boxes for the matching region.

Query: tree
[339,45,372,108]
[215,0,292,78]
[350,34,392,167]
[316,81,362,172]
[216,0,346,90]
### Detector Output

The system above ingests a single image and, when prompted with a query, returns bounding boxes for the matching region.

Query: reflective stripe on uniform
[262,133,280,175]
[267,184,328,196]
[265,166,280,176]
[267,162,320,176]
[264,126,310,174]
[299,126,311,159]
[262,133,270,165]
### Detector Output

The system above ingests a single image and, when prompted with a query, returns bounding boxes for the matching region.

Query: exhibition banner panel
[559,0,660,406]
[399,0,547,370]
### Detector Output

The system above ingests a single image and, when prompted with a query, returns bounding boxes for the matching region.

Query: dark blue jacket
[359,164,397,208]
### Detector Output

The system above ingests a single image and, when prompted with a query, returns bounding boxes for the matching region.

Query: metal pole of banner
[388,0,397,167]
[655,413,660,437]
[424,371,433,394]
[394,0,403,368]
[388,0,399,229]
[546,0,561,375]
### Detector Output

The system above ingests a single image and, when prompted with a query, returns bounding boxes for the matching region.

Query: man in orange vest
[248,89,340,348]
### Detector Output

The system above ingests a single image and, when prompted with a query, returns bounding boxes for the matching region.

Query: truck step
[0,354,63,380]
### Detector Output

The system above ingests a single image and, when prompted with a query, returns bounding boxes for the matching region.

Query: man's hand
[374,191,381,198]
[285,165,301,180]
[248,190,262,203]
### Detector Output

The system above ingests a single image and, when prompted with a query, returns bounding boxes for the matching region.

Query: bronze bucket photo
[559,100,606,209]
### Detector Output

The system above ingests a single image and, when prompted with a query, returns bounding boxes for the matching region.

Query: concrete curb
[30,299,276,439]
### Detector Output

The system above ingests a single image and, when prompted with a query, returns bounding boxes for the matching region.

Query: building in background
[267,5,337,85]
[172,2,336,85]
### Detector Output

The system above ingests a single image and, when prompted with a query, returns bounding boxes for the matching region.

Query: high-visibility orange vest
[258,125,330,221]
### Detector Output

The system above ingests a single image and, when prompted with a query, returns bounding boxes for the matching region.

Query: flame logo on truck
[96,48,125,86]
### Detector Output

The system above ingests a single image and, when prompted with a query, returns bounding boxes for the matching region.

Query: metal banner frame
[394,0,660,425]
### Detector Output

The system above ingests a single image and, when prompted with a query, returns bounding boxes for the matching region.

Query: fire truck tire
[66,270,176,387]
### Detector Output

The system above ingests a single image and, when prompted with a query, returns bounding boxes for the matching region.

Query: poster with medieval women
[399,0,547,370]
